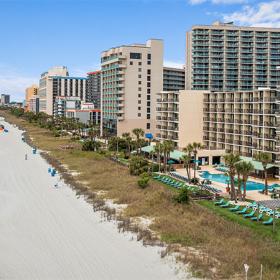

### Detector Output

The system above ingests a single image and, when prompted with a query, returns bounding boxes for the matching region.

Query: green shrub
[129,156,149,176]
[173,187,190,204]
[82,140,101,151]
[138,173,150,189]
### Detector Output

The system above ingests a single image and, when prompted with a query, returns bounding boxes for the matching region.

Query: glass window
[130,52,142,59]
[146,123,150,129]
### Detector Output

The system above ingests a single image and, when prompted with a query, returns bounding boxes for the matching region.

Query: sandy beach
[0,121,187,280]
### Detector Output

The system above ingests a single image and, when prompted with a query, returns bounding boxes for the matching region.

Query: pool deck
[176,166,280,203]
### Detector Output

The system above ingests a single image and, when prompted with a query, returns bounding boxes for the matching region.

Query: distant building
[86,71,101,108]
[66,102,101,125]
[38,66,87,116]
[53,96,81,117]
[25,84,38,111]
[0,94,10,105]
[163,67,185,91]
[38,66,69,115]
[101,39,163,136]
[29,96,40,113]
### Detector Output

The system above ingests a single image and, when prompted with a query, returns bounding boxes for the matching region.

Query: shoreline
[0,119,190,280]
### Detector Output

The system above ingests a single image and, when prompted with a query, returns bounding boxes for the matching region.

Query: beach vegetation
[129,155,149,176]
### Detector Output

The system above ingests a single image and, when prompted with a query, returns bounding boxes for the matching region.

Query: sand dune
[0,121,188,280]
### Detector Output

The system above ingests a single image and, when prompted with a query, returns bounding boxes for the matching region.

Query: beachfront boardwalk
[0,121,184,280]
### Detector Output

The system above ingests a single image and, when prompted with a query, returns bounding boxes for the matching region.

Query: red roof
[87,70,101,75]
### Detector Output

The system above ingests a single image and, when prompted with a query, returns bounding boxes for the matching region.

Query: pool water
[200,171,266,191]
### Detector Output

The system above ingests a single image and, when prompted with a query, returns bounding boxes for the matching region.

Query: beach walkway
[0,121,183,280]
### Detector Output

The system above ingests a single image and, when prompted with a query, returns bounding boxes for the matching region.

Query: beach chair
[220,201,231,208]
[263,217,273,225]
[214,198,224,205]
[251,214,263,221]
[243,210,256,218]
[229,205,240,212]
[236,207,247,215]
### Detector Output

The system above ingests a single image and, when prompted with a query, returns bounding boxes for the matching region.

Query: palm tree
[154,142,163,172]
[223,153,240,201]
[132,128,145,154]
[238,161,254,200]
[235,162,243,200]
[162,140,175,173]
[183,144,194,179]
[122,132,132,158]
[180,154,192,180]
[254,152,272,195]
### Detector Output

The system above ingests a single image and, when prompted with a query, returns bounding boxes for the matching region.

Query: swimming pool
[200,171,266,191]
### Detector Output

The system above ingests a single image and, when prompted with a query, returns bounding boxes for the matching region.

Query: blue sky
[0,0,279,101]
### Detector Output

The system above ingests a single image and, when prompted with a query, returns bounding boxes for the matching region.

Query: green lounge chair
[220,201,231,208]
[243,210,255,218]
[229,205,240,212]
[263,217,273,225]
[214,198,224,205]
[251,214,263,221]
[236,207,247,215]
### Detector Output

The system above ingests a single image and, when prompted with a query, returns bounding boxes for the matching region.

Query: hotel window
[138,106,141,110]
[147,76,151,81]
[138,94,141,98]
[147,82,151,88]
[138,62,142,66]
[147,69,151,75]
[146,123,150,129]
[138,87,142,91]
[147,95,150,100]
[147,114,150,119]
[138,100,141,104]
[147,108,150,113]
[147,101,150,106]
[138,68,142,72]
[147,89,151,94]
[130,61,133,65]
[138,74,142,78]
[130,52,142,59]
[147,54,151,60]
[147,61,151,65]
[138,113,141,117]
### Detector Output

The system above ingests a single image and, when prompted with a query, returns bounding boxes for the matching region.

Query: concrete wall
[178,90,205,149]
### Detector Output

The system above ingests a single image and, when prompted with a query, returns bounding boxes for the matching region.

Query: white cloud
[223,1,280,27]
[164,60,185,69]
[0,66,37,102]
[189,0,247,5]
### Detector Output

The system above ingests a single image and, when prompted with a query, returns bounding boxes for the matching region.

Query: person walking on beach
[25,154,28,160]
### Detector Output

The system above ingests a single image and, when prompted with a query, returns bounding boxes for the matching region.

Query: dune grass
[2,111,280,279]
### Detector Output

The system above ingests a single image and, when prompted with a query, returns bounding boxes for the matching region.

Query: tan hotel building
[101,39,163,136]
[156,88,280,165]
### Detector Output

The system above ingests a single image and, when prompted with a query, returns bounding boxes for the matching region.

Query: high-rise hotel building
[186,22,280,91]
[38,66,87,115]
[101,39,163,136]
[163,66,185,92]
[203,89,280,162]
[86,71,101,108]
